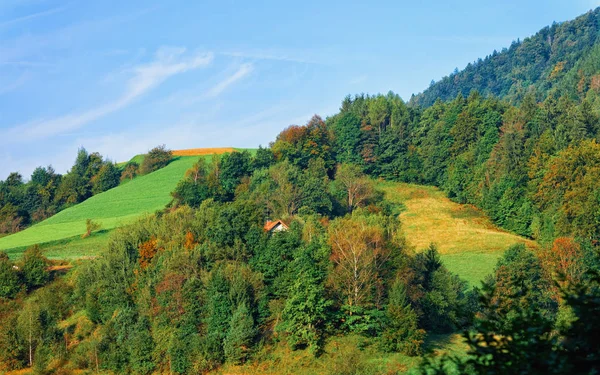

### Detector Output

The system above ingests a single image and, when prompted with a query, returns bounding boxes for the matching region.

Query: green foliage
[82,218,101,239]
[223,303,256,364]
[0,251,21,298]
[219,151,253,200]
[92,162,121,195]
[411,8,600,106]
[279,265,331,355]
[419,269,600,375]
[331,112,363,165]
[140,144,173,174]
[121,161,139,181]
[484,244,557,329]
[128,318,155,375]
[20,245,49,290]
[412,244,471,333]
[381,280,425,356]
[252,146,276,170]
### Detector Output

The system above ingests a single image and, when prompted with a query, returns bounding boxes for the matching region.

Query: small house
[264,220,289,233]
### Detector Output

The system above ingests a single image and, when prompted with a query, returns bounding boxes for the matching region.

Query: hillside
[410,7,600,106]
[0,156,198,255]
[378,182,535,286]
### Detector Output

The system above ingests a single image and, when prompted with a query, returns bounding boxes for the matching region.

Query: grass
[377,181,536,286]
[0,156,199,256]
[4,230,112,260]
[215,333,466,375]
[172,147,236,156]
[1,148,258,259]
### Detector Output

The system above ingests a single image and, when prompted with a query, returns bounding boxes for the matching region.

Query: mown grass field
[377,181,536,286]
[0,156,200,257]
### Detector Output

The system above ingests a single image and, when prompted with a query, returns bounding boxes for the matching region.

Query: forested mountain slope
[410,8,600,106]
[2,8,600,375]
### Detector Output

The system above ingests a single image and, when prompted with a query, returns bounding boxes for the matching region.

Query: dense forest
[1,7,600,375]
[411,8,600,106]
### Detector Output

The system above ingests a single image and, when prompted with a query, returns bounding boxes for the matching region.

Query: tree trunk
[29,313,33,367]
[95,345,99,373]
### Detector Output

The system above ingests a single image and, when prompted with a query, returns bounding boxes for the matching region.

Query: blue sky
[1,0,599,179]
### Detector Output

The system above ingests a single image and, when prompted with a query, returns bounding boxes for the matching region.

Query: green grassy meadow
[377,181,536,286]
[0,156,199,256]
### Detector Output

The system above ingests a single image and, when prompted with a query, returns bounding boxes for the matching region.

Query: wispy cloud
[426,35,512,45]
[0,5,68,29]
[0,72,29,95]
[0,60,54,67]
[159,63,254,109]
[205,63,253,98]
[3,48,213,143]
[0,5,158,67]
[221,50,321,65]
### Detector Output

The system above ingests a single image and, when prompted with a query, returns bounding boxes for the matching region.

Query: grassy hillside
[0,156,198,255]
[378,181,536,286]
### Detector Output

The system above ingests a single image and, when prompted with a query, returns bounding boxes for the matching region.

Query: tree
[279,265,330,355]
[0,252,21,299]
[538,237,585,292]
[140,145,172,174]
[381,280,425,356]
[272,115,334,171]
[129,317,155,375]
[334,163,375,213]
[368,95,391,137]
[185,158,207,184]
[415,244,469,333]
[20,245,49,290]
[483,244,556,331]
[331,113,363,164]
[328,215,390,307]
[252,146,275,170]
[419,270,600,375]
[82,219,101,239]
[223,303,256,364]
[16,301,43,368]
[219,151,252,199]
[121,161,139,181]
[203,269,233,364]
[92,162,120,194]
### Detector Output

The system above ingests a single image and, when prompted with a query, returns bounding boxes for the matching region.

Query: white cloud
[205,63,253,98]
[2,48,213,142]
[158,63,254,109]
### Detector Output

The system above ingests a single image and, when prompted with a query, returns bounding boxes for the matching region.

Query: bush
[0,252,21,298]
[20,245,49,290]
[120,161,139,181]
[140,145,173,174]
[81,219,101,239]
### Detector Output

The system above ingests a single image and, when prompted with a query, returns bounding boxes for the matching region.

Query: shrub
[140,145,173,174]
[20,245,49,290]
[0,252,21,298]
[81,219,101,239]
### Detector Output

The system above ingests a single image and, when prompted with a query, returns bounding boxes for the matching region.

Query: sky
[1,0,599,179]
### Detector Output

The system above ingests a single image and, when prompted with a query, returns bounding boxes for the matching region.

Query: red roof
[264,220,289,232]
